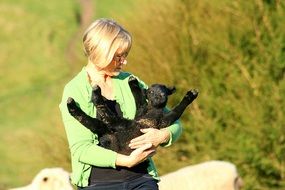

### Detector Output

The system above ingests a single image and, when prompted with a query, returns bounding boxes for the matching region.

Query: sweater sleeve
[59,84,117,168]
[161,118,182,147]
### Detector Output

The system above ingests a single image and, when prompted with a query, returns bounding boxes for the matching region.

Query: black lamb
[67,76,198,155]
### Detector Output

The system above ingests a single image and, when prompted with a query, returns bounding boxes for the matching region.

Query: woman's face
[103,49,128,76]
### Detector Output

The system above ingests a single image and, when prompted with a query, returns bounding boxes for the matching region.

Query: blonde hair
[83,18,132,68]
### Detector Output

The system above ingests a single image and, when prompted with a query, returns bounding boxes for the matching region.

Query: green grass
[0,0,78,188]
[1,0,285,189]
[94,0,134,18]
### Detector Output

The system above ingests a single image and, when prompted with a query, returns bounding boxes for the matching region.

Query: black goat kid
[67,76,198,155]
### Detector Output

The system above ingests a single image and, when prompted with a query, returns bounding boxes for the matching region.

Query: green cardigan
[59,67,182,187]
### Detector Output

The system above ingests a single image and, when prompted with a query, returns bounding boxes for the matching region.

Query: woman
[59,18,182,190]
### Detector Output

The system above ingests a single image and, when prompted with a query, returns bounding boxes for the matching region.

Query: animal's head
[33,168,73,190]
[9,168,73,190]
[146,84,176,108]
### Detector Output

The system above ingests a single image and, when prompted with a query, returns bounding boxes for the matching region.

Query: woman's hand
[129,128,171,149]
[115,143,156,168]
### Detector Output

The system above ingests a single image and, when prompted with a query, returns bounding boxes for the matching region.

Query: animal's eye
[43,177,49,182]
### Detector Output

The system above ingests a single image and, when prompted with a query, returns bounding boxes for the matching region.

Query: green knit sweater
[59,67,182,187]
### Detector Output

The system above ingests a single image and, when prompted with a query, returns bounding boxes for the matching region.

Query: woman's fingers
[129,139,148,149]
[130,134,146,144]
[137,143,153,151]
[127,143,157,167]
[129,130,149,149]
[129,128,166,149]
[130,143,153,158]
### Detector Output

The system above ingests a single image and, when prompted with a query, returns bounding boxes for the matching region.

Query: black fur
[67,76,198,155]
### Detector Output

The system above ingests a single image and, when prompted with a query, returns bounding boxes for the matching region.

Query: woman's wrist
[160,129,171,145]
[115,153,132,168]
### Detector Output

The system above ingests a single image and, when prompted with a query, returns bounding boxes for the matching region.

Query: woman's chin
[109,71,121,77]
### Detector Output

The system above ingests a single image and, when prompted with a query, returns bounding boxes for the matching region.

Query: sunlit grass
[0,0,78,188]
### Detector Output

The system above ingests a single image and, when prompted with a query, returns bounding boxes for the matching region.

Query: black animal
[67,76,198,155]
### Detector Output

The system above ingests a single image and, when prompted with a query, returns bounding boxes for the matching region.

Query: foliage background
[0,0,284,189]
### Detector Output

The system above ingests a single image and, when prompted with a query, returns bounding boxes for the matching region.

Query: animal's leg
[160,89,198,128]
[91,85,119,125]
[128,76,147,118]
[67,97,108,135]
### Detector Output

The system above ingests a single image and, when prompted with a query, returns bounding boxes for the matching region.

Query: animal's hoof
[67,97,77,112]
[92,85,101,94]
[128,76,140,88]
[186,89,199,99]
[67,97,74,104]
[128,76,138,83]
[191,89,199,96]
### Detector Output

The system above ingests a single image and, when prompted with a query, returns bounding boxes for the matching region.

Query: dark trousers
[77,174,158,190]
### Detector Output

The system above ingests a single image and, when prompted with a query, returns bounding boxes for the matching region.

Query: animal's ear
[167,86,176,95]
